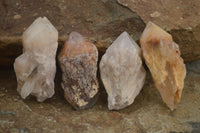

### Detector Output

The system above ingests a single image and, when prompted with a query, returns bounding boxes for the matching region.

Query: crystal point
[100,31,146,110]
[58,32,99,110]
[14,17,58,102]
[140,22,186,110]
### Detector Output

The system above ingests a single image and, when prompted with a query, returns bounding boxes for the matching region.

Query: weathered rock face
[140,22,186,110]
[0,0,200,66]
[100,31,146,110]
[58,32,99,110]
[118,0,200,30]
[14,17,58,102]
[1,61,200,133]
[118,0,200,62]
[0,0,145,66]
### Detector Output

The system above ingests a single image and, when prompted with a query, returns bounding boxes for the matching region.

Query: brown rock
[13,14,22,19]
[118,0,200,62]
[0,0,143,66]
[118,0,200,30]
[0,0,200,66]
[140,22,186,110]
[58,32,99,110]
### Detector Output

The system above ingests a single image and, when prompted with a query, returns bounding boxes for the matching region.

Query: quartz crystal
[58,32,99,110]
[140,22,186,110]
[100,31,146,110]
[14,17,58,102]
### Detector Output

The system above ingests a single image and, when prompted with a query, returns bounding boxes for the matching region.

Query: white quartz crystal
[14,17,58,102]
[100,32,146,110]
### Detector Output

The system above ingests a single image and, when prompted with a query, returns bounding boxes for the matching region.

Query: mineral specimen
[100,31,146,110]
[14,17,58,102]
[58,32,99,110]
[140,22,186,110]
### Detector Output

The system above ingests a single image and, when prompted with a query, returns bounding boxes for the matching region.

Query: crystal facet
[58,32,99,110]
[14,17,58,102]
[140,22,186,110]
[100,31,146,110]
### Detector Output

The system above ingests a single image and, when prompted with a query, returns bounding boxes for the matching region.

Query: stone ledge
[1,0,200,66]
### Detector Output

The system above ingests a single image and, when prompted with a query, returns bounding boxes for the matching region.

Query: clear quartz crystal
[140,22,186,110]
[14,17,58,102]
[100,31,146,110]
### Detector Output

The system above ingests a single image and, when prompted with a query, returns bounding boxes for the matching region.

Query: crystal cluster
[14,17,58,102]
[58,32,99,110]
[140,22,186,110]
[13,16,186,111]
[100,32,146,110]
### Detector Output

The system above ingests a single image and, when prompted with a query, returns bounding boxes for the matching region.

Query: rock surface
[140,22,186,110]
[117,0,200,62]
[1,0,200,66]
[100,32,146,110]
[58,32,99,110]
[1,60,200,133]
[14,17,58,102]
[0,0,145,66]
